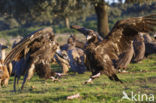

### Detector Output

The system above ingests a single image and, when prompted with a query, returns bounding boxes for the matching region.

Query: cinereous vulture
[71,14,156,84]
[4,27,62,91]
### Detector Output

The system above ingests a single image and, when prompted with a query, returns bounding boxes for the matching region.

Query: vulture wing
[105,14,156,57]
[71,14,156,83]
[4,27,54,65]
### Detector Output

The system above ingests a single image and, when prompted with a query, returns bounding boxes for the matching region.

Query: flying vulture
[4,27,61,91]
[71,14,156,84]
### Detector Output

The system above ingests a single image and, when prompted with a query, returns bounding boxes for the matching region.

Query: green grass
[0,55,156,103]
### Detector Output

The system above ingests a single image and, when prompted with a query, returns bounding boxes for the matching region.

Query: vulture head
[71,25,99,44]
[68,35,76,44]
[86,30,98,44]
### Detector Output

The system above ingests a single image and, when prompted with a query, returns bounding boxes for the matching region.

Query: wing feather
[106,14,156,55]
[4,27,53,64]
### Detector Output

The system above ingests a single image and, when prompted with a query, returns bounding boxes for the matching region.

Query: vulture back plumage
[71,14,156,84]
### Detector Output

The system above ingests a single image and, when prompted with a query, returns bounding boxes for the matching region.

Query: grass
[0,54,156,103]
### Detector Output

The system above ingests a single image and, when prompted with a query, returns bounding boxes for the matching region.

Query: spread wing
[4,27,54,65]
[106,14,156,55]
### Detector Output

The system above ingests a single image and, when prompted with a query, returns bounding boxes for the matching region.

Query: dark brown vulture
[132,34,145,63]
[4,27,61,91]
[71,14,156,84]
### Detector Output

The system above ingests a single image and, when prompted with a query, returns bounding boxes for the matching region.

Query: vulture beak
[86,35,92,41]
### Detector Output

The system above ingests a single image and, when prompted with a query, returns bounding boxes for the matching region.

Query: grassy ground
[0,54,156,103]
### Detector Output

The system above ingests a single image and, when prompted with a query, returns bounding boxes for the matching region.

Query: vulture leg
[13,76,17,92]
[21,63,34,90]
[84,73,101,84]
[17,76,20,84]
[21,70,28,90]
[109,74,123,83]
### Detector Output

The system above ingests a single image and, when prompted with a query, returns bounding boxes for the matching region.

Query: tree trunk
[95,2,109,38]
[65,17,70,29]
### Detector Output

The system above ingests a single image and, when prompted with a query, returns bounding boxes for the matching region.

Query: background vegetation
[0,1,156,38]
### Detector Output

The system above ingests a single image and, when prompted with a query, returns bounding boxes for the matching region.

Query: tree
[94,1,110,37]
[0,0,155,37]
[0,0,92,28]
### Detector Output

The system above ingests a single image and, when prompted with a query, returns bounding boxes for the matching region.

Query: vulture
[60,35,86,74]
[60,35,85,50]
[4,27,62,91]
[132,34,145,63]
[71,14,156,84]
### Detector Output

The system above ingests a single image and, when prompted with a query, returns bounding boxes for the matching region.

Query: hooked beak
[86,35,92,41]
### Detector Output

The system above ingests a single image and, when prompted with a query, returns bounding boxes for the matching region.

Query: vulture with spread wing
[4,27,61,91]
[71,14,156,84]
